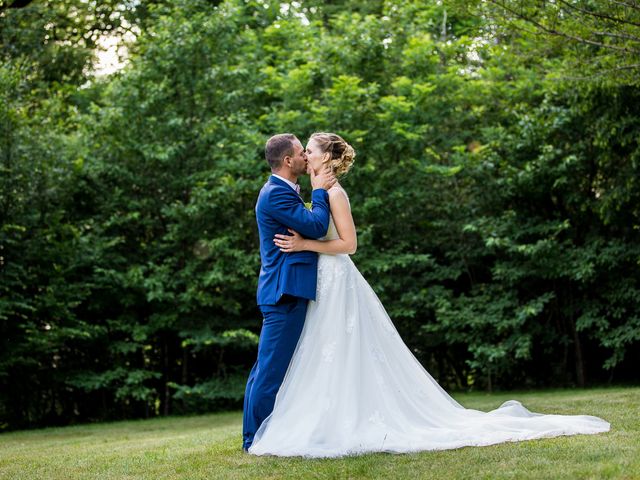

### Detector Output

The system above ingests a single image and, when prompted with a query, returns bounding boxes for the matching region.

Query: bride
[247,132,610,458]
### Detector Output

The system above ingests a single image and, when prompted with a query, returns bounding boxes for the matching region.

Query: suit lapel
[269,175,303,200]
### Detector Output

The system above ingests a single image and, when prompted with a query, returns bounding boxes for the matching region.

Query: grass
[0,387,638,480]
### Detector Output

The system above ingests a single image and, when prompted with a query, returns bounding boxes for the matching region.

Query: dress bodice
[319,187,349,241]
[321,216,340,241]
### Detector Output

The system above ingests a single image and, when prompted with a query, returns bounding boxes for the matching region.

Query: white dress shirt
[272,174,300,194]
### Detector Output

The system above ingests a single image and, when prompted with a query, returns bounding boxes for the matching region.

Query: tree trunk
[182,347,188,384]
[571,319,586,387]
[163,336,170,416]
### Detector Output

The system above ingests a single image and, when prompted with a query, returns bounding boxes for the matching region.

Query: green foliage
[1,0,639,430]
[454,0,640,86]
[169,372,249,413]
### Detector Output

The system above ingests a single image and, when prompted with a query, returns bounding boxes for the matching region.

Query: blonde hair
[309,132,355,177]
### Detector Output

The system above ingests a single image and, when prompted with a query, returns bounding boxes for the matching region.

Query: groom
[242,133,335,451]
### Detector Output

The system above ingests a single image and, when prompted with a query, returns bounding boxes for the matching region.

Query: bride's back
[320,186,350,242]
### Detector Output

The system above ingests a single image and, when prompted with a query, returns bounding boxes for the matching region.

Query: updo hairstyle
[309,132,355,177]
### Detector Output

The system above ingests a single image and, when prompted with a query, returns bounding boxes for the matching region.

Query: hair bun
[336,143,355,177]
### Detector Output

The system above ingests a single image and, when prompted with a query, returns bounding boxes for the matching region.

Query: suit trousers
[242,296,308,450]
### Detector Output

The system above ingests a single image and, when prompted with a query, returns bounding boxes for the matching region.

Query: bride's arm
[274,189,357,255]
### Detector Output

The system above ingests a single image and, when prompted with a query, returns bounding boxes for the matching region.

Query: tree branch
[1,0,34,9]
[551,63,640,83]
[594,30,640,42]
[488,0,640,54]
[556,0,640,28]
[604,0,640,12]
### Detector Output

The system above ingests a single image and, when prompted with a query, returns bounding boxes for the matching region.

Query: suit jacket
[255,175,331,306]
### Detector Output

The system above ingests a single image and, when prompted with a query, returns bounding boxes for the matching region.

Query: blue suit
[243,175,330,450]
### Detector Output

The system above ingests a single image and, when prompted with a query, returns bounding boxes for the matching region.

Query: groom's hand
[310,166,336,191]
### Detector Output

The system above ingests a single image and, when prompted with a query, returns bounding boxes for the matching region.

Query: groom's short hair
[265,133,297,170]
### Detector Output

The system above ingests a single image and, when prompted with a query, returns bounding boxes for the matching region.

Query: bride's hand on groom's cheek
[274,228,305,253]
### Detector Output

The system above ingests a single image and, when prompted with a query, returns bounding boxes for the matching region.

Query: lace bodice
[321,216,339,241]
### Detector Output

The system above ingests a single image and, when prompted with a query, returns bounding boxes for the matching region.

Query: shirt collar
[271,174,299,193]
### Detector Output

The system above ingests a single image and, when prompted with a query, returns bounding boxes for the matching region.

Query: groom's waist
[282,251,316,265]
[260,250,316,268]
[257,255,318,305]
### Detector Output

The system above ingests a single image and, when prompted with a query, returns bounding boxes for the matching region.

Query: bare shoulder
[328,185,351,215]
[328,184,349,202]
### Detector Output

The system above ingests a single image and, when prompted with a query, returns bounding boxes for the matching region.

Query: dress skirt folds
[248,253,610,458]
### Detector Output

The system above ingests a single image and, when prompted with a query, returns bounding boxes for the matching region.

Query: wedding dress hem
[248,211,610,458]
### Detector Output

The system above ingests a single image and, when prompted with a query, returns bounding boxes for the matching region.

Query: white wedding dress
[248,191,610,458]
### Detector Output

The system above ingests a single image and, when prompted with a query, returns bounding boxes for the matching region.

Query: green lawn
[1,387,638,480]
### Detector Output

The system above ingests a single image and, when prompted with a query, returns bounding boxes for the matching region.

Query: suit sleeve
[269,188,331,239]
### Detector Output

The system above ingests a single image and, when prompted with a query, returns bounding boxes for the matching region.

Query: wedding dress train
[248,211,610,458]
